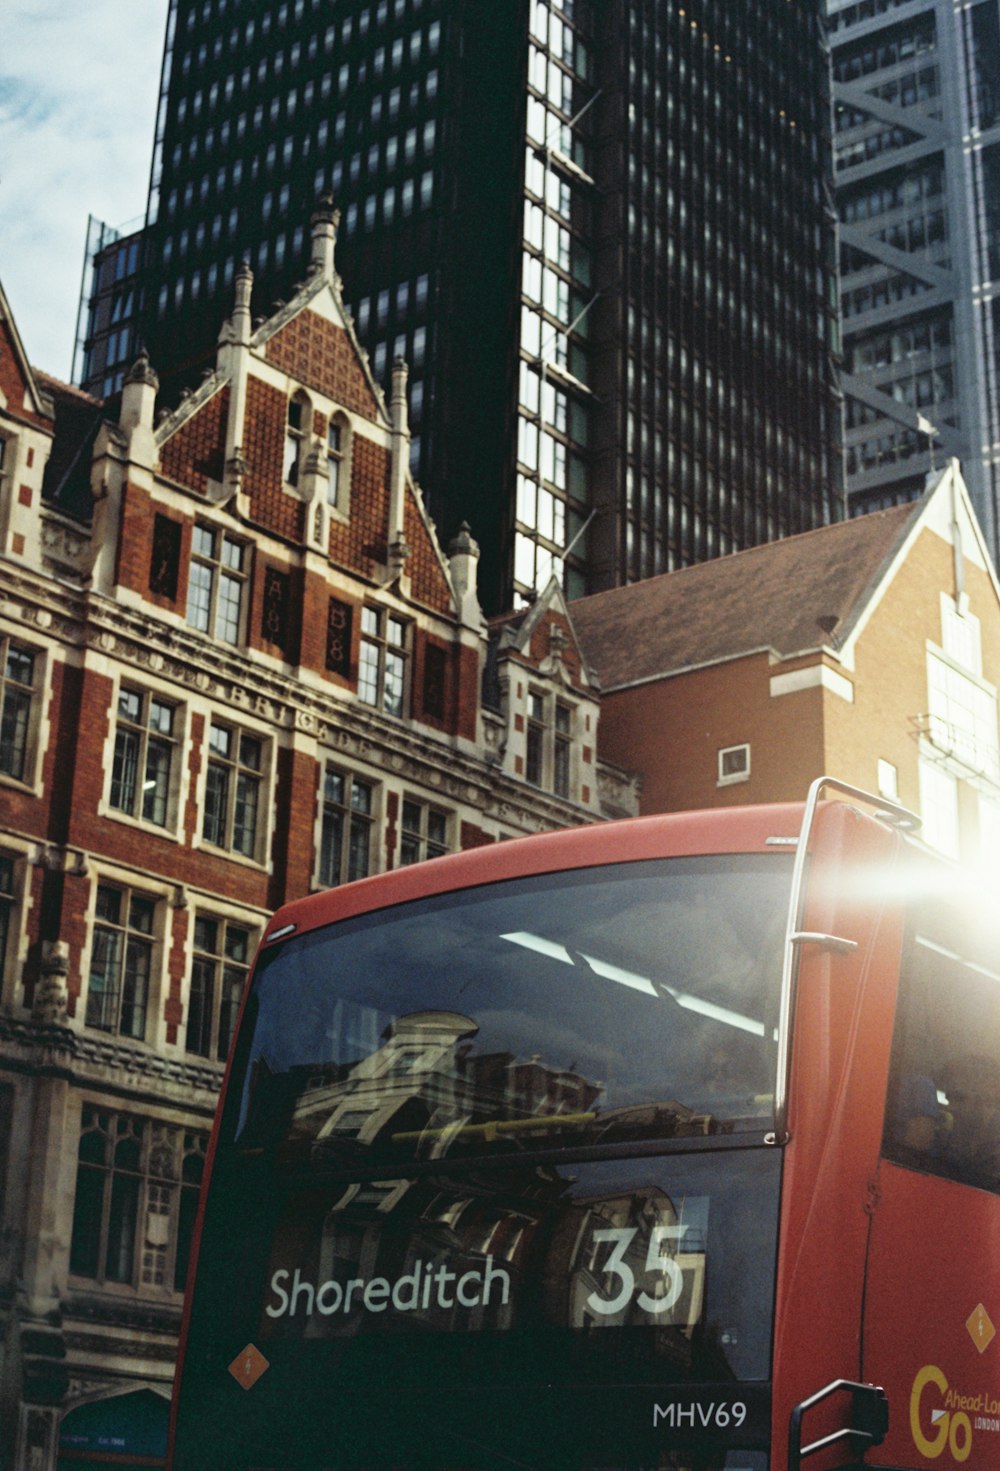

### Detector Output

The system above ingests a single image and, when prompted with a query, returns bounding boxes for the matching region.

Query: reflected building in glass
[116,0,838,609]
[828,0,1000,556]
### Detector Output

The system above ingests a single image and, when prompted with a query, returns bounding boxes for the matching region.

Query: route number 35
[586,1225,689,1317]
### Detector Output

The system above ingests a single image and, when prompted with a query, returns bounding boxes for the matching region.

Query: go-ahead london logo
[910,1365,1000,1463]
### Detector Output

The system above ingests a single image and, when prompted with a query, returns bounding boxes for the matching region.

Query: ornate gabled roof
[488,575,597,692]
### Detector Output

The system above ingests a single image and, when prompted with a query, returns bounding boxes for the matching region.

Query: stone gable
[264,310,381,419]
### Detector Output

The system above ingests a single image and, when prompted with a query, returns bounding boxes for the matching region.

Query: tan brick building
[0,209,635,1470]
[572,463,1000,861]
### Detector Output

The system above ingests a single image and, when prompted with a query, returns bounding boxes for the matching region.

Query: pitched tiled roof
[570,504,919,689]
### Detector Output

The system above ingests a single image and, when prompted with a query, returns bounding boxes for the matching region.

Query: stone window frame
[524,686,577,797]
[358,605,409,718]
[326,408,353,520]
[199,716,273,867]
[399,796,451,866]
[184,908,257,1064]
[68,1102,208,1298]
[0,843,29,1010]
[103,680,185,838]
[317,763,380,889]
[283,387,312,488]
[185,521,250,646]
[0,631,47,793]
[83,876,170,1045]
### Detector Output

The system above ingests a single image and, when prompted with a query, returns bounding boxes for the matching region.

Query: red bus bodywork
[169,785,1000,1471]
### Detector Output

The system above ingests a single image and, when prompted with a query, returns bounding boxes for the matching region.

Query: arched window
[284,390,310,486]
[327,412,350,507]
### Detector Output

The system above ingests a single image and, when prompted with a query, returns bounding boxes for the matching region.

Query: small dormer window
[284,391,310,486]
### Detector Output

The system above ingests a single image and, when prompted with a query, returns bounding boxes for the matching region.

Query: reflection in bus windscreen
[233,856,790,1167]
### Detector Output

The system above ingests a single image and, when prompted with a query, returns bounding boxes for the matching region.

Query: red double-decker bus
[168,777,1000,1471]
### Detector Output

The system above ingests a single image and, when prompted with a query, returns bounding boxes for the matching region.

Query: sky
[1,2,169,382]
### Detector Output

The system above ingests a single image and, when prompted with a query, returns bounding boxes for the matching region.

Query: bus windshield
[176,855,792,1470]
[231,855,789,1165]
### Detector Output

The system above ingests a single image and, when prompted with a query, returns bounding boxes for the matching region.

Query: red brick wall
[243,376,305,541]
[826,524,1000,816]
[0,317,52,431]
[403,497,452,615]
[270,746,320,907]
[596,652,828,815]
[460,821,495,850]
[264,312,381,417]
[164,906,189,1044]
[454,642,480,742]
[159,386,228,494]
[329,432,389,574]
[385,790,399,870]
[115,482,191,616]
[116,481,156,599]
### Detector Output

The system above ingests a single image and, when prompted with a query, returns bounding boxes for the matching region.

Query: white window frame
[84,878,165,1043]
[717,743,751,786]
[184,909,257,1063]
[326,409,353,522]
[200,718,271,865]
[317,764,379,887]
[399,797,451,866]
[877,758,899,802]
[186,524,249,645]
[106,683,183,833]
[925,645,999,784]
[358,607,409,717]
[919,756,960,860]
[0,633,45,791]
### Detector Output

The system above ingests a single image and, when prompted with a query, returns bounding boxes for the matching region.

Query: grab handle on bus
[774,775,920,1141]
[788,1377,889,1471]
[789,931,859,955]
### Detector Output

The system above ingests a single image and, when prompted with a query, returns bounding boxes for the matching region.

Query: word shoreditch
[265,1257,512,1319]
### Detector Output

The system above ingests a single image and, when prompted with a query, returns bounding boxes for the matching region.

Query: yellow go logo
[910,1365,972,1463]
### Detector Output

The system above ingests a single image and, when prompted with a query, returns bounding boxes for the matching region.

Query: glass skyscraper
[829,0,1000,557]
[79,0,839,610]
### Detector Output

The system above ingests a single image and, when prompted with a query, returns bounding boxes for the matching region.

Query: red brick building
[572,463,1000,862]
[0,210,636,1469]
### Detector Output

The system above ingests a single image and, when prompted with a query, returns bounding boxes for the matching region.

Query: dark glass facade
[592,0,838,586]
[73,219,144,400]
[87,0,838,610]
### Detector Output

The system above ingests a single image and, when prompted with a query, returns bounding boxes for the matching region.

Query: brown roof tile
[570,505,918,689]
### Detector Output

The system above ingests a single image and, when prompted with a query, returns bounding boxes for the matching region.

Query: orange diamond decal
[967,1304,996,1355]
[229,1343,270,1390]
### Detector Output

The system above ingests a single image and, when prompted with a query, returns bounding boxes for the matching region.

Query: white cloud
[0,1,167,379]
